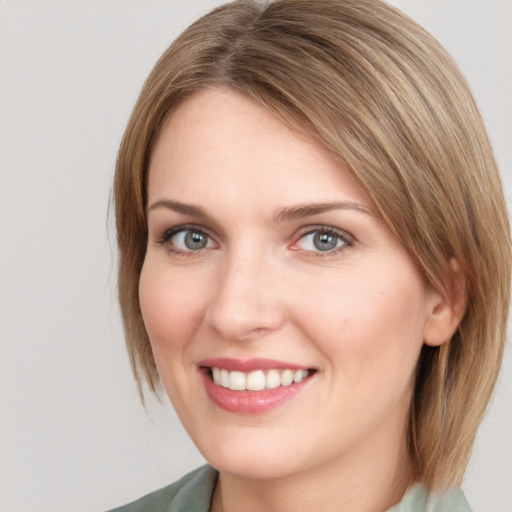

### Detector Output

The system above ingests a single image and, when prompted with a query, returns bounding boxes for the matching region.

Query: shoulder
[388,483,472,512]
[107,465,218,512]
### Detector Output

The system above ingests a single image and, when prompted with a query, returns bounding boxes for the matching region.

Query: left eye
[170,229,215,251]
[296,229,348,253]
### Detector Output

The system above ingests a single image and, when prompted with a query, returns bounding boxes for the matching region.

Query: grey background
[1,1,511,511]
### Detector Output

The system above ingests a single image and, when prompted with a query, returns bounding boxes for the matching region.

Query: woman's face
[140,88,443,481]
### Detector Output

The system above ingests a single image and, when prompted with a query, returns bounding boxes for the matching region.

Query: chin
[208,452,300,481]
[196,431,309,481]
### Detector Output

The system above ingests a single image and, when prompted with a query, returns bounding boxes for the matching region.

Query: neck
[210,418,413,512]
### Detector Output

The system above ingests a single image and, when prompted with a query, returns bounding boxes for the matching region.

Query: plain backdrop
[1,1,511,511]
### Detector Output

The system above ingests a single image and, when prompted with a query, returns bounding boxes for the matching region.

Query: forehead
[147,88,372,212]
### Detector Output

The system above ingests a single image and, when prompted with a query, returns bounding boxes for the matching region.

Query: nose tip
[204,259,285,342]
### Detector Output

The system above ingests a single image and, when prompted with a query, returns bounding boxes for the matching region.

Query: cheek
[138,261,211,358]
[292,267,428,383]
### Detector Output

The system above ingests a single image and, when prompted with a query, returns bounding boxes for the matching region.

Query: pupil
[185,231,207,250]
[313,232,337,251]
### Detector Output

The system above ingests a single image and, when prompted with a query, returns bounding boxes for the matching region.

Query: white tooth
[246,370,266,391]
[293,370,304,383]
[212,367,221,385]
[220,369,230,388]
[266,369,281,389]
[229,371,246,390]
[295,369,309,382]
[280,369,294,386]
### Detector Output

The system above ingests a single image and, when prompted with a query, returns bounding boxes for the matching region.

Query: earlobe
[423,260,467,347]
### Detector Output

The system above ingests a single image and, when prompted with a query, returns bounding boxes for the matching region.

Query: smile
[210,368,311,391]
[199,358,316,414]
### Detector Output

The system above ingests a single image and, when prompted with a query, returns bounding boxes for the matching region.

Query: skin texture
[139,88,458,512]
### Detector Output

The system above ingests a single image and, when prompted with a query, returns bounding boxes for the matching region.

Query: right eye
[158,226,216,253]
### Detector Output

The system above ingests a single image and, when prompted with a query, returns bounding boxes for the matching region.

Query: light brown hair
[114,0,511,489]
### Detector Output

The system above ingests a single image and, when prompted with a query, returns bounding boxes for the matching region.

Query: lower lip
[200,370,312,414]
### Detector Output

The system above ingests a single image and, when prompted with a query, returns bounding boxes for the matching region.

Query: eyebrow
[147,199,208,218]
[147,199,374,222]
[272,201,375,223]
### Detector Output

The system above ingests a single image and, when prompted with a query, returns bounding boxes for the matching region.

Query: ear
[423,259,467,347]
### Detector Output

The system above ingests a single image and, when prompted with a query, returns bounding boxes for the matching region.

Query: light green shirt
[109,465,472,512]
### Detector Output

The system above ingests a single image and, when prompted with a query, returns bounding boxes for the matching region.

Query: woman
[110,0,510,510]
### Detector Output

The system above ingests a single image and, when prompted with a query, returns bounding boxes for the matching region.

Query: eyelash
[155,224,213,258]
[155,224,353,257]
[294,226,353,257]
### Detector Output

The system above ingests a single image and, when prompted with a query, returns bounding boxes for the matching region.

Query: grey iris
[185,231,208,250]
[314,232,338,251]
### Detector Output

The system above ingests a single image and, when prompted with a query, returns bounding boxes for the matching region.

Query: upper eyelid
[155,223,215,245]
[146,204,225,238]
[158,223,212,236]
[294,225,354,242]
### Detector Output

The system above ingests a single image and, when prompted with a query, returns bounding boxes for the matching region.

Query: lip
[198,357,308,372]
[198,358,315,414]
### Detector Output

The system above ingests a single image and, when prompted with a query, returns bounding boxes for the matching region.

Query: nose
[205,248,286,342]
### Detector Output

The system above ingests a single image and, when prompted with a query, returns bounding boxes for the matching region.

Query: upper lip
[198,358,311,372]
